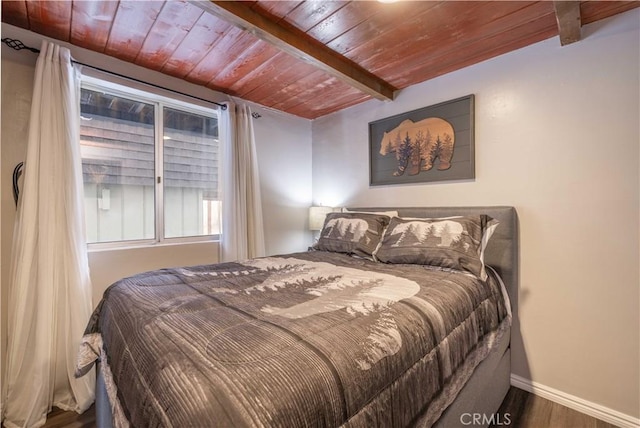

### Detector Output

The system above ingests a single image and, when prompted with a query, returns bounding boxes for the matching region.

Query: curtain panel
[4,41,94,428]
[220,102,266,262]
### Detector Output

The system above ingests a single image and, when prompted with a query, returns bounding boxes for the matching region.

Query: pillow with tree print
[314,212,391,259]
[374,215,498,280]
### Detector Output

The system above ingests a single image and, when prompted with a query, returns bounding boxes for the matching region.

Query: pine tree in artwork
[424,224,441,246]
[439,222,454,247]
[394,132,413,175]
[419,223,432,241]
[356,308,400,370]
[394,131,403,161]
[401,132,413,157]
[409,130,425,175]
[394,132,413,176]
[336,278,384,316]
[433,136,443,163]
[384,139,394,156]
[293,274,343,296]
[422,129,432,155]
[344,223,356,242]
[439,133,454,170]
[327,221,343,240]
[423,130,437,171]
[399,223,422,246]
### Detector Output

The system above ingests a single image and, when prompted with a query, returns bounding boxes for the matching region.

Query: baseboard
[511,374,640,428]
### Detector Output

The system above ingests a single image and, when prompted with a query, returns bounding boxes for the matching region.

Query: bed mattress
[77,251,511,427]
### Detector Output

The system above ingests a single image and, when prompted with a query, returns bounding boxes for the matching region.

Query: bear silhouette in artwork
[379,117,455,176]
[240,257,422,370]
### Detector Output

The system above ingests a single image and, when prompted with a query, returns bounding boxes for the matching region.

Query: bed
[77,206,518,428]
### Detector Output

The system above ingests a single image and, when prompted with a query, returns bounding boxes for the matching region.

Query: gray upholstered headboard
[349,206,519,310]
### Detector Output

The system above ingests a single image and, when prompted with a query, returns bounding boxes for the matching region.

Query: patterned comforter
[77,251,510,427]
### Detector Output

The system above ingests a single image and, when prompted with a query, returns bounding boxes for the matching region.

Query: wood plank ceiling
[2,1,638,119]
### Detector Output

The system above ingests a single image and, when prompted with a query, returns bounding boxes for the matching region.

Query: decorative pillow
[374,215,499,279]
[315,212,391,258]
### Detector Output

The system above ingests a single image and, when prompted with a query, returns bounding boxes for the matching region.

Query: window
[79,78,220,246]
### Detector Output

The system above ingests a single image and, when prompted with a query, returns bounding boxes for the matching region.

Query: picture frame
[369,95,475,186]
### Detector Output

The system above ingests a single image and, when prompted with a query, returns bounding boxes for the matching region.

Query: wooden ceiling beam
[191,0,397,101]
[553,1,582,46]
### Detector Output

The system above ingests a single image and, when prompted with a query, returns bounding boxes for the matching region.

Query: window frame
[80,75,221,250]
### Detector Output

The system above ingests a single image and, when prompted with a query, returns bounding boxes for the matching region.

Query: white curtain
[4,41,95,428]
[219,101,266,262]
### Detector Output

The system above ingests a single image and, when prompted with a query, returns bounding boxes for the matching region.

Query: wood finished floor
[40,404,95,428]
[490,387,619,428]
[39,387,618,428]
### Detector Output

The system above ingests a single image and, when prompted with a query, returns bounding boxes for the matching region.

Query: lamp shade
[309,206,334,231]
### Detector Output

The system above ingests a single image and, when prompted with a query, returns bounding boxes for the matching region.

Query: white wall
[313,9,639,423]
[0,54,35,413]
[251,104,313,256]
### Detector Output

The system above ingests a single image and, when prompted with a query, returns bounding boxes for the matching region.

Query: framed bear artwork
[369,95,475,186]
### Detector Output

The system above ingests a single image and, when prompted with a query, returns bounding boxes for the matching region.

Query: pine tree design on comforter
[77,251,510,427]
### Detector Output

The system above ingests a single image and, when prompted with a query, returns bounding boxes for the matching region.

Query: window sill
[88,239,219,253]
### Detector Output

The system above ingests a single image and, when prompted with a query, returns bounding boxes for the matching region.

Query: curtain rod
[1,37,228,111]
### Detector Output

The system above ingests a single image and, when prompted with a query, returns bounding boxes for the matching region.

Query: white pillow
[342,208,399,218]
